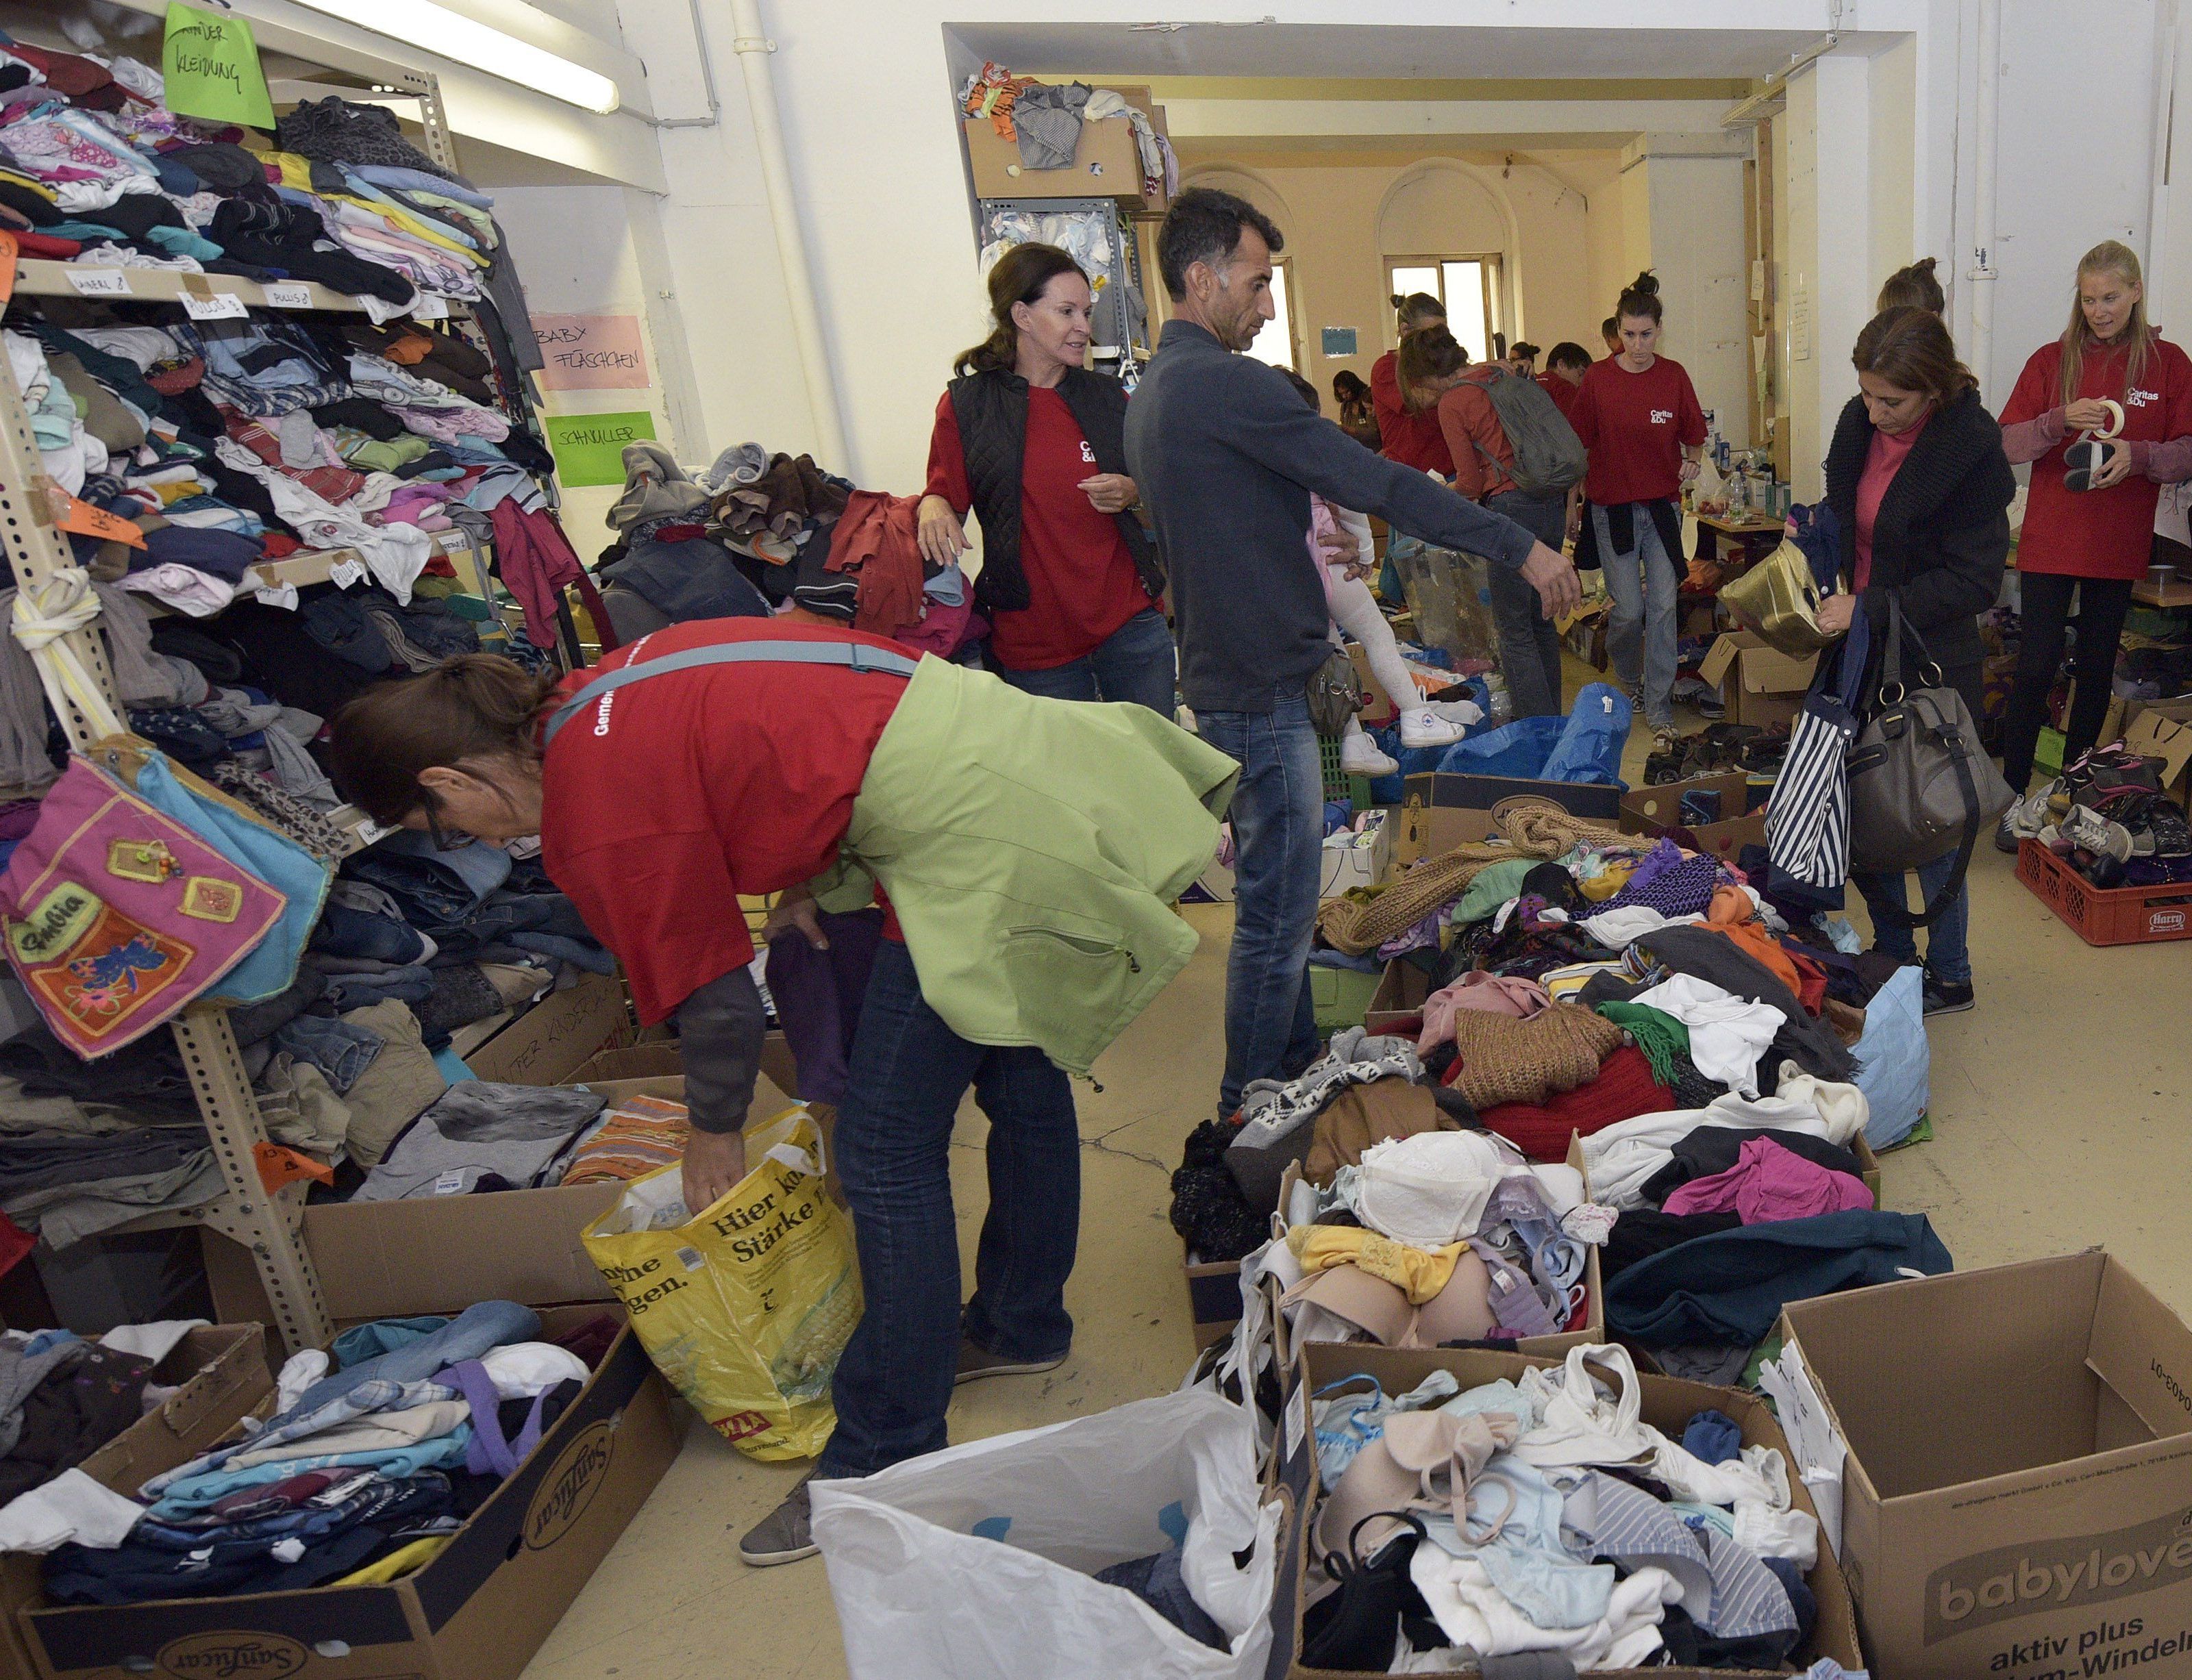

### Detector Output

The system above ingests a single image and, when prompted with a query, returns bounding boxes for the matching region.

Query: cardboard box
[464,970,626,1086]
[1393,771,1623,866]
[1699,631,1817,731]
[19,1307,678,1680]
[213,1075,797,1325]
[1780,1253,2192,1680]
[563,1031,801,1099]
[2123,697,2192,806]
[1621,769,1771,864]
[0,1327,272,1680]
[964,86,1166,206]
[1318,811,1391,901]
[1265,1341,1864,1678]
[1182,1242,1248,1350]
[1360,958,1430,1036]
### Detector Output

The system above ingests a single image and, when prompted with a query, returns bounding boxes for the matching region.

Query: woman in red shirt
[1370,292,1454,475]
[1995,241,2192,831]
[1569,271,1707,744]
[917,244,1173,713]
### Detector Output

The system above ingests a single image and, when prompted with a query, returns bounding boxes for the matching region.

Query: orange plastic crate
[2016,837,2192,946]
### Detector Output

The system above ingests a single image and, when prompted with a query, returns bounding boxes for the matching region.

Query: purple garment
[0,802,39,842]
[1602,849,1724,919]
[1378,907,1445,960]
[138,525,262,582]
[1661,1135,1873,1225]
[763,907,885,1106]
[442,1358,545,1479]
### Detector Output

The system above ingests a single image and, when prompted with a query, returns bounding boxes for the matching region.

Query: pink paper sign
[533,313,650,390]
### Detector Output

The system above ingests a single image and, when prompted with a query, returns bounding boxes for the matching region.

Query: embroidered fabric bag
[0,758,286,1057]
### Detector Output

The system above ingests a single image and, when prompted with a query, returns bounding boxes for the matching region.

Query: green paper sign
[162,3,275,131]
[546,411,657,488]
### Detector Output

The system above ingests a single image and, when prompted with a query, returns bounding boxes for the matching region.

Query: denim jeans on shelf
[317,966,434,1013]
[1486,489,1567,720]
[1195,689,1325,1114]
[1851,854,1971,985]
[1593,503,1680,729]
[271,1014,383,1094]
[995,606,1177,716]
[309,902,428,964]
[815,941,1079,1479]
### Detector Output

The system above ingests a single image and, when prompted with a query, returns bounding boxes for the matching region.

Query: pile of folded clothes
[957,60,1177,199]
[597,439,984,659]
[1297,1344,1845,1672]
[13,1301,616,1600]
[2001,741,2192,885]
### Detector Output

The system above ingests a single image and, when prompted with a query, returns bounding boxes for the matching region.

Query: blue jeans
[995,607,1176,716]
[1594,503,1680,730]
[1851,853,1971,984]
[1486,489,1567,720]
[1196,691,1324,1113]
[817,940,1079,1477]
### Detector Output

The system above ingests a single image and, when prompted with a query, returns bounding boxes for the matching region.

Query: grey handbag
[1307,647,1366,739]
[1845,597,2014,924]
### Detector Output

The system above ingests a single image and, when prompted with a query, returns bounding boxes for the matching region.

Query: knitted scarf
[1441,1002,1625,1112]
[1592,1001,1690,1089]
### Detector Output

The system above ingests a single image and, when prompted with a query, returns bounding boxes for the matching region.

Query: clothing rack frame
[0,12,565,1355]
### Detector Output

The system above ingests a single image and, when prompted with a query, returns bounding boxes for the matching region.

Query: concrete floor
[521,689,2192,1680]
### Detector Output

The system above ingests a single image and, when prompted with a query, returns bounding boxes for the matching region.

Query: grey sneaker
[738,1473,818,1566]
[1994,812,2019,854]
[956,1338,1067,1386]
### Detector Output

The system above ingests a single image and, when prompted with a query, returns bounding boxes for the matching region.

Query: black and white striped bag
[1766,693,1860,888]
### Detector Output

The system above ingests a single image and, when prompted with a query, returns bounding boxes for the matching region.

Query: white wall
[1626,142,1752,448]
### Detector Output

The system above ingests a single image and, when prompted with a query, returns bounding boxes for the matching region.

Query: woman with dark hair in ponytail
[1370,291,1455,473]
[917,242,1172,712]
[326,617,1239,1566]
[1569,271,1707,747]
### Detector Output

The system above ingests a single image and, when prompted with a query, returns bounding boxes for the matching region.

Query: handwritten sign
[64,269,131,298]
[0,232,14,308]
[532,314,650,391]
[162,1,275,131]
[545,411,656,488]
[180,289,247,322]
[44,486,147,549]
[262,282,314,310]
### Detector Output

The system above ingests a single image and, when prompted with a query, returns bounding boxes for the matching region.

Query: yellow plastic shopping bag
[582,1105,860,1460]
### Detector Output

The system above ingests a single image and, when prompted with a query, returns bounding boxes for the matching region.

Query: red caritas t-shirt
[1371,349,1454,476]
[1569,354,1708,506]
[925,387,1154,670]
[540,619,908,1024]
[1538,371,1583,426]
[2000,336,2192,580]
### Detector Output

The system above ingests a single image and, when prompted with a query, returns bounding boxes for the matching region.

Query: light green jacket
[814,657,1238,1075]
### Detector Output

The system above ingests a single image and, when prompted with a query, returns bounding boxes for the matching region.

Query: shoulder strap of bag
[543,640,919,747]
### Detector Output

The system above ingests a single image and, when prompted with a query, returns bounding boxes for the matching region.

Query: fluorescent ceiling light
[287,0,621,114]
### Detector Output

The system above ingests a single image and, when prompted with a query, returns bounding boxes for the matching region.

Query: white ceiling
[947,22,1832,82]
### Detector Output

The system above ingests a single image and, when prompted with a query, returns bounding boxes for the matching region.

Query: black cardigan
[1823,385,2014,673]
[945,366,1164,616]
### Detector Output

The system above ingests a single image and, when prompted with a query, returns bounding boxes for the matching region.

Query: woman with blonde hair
[1995,240,2192,838]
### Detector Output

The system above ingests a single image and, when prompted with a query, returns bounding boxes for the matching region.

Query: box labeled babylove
[1780,1253,2192,1680]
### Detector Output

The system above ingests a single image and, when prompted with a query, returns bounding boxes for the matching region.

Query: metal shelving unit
[0,18,564,1354]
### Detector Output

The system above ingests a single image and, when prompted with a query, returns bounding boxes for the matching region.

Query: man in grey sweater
[1125,187,1579,1114]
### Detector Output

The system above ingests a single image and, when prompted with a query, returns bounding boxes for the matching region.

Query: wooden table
[2132,573,2192,610]
[1694,512,1786,571]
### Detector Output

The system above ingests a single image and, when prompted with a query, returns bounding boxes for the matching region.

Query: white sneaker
[1340,732,1399,776]
[1418,697,1485,727]
[1398,707,1467,749]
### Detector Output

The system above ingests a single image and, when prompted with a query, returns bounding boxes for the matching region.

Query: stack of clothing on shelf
[957,60,1178,199]
[19,1302,613,1599]
[595,440,984,660]
[1299,1344,1834,1672]
[0,1320,223,1549]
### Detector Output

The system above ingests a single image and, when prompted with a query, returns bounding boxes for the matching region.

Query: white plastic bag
[811,1388,1280,1680]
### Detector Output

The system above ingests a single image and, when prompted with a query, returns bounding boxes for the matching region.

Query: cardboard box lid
[1782,1252,2192,1507]
[1622,770,1750,831]
[1699,631,1818,695]
[2125,706,2192,786]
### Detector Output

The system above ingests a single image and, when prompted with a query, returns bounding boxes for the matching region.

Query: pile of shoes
[1644,723,1790,786]
[2006,747,2192,885]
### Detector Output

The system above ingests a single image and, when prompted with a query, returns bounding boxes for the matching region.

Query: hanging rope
[1315,796,1637,955]
[12,566,125,744]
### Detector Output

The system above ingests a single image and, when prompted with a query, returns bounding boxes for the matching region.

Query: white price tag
[353,816,396,847]
[262,282,315,310]
[676,1245,706,1273]
[1285,1381,1309,1462]
[432,1169,466,1196]
[63,268,132,297]
[181,290,248,322]
[410,292,449,321]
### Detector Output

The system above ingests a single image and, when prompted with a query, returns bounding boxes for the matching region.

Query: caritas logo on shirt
[2128,388,2163,408]
[1649,409,1676,425]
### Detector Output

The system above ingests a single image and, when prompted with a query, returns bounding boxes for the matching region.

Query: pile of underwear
[1297,1344,1848,1673]
[7,1301,616,1603]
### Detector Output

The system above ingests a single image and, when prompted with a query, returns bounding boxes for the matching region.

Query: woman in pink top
[1817,308,2013,1017]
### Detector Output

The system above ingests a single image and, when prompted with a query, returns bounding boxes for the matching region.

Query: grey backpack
[1476,366,1588,497]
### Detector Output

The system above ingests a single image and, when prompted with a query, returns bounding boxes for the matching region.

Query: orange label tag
[44,485,147,549]
[253,1142,334,1192]
[0,231,15,308]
